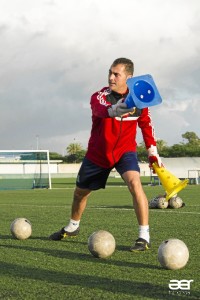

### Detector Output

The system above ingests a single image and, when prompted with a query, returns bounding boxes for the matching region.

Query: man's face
[108,64,131,94]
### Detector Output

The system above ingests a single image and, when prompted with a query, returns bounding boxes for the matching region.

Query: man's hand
[108,100,135,118]
[147,145,163,169]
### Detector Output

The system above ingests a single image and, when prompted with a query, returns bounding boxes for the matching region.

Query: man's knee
[128,178,142,193]
[123,174,143,197]
[74,187,91,200]
[123,171,141,188]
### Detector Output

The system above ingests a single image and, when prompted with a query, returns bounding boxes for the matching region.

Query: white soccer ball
[88,230,116,258]
[169,196,183,209]
[157,196,168,209]
[158,239,189,270]
[10,218,32,240]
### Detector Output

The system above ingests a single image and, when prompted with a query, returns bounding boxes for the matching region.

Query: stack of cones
[152,163,188,201]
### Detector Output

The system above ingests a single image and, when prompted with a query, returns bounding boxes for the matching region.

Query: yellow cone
[152,163,189,201]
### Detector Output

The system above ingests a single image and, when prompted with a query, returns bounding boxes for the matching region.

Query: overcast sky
[0,0,199,154]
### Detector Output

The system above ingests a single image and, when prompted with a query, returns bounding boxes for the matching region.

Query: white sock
[139,225,150,243]
[64,219,80,232]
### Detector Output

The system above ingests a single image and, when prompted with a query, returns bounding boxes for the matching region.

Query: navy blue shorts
[76,152,140,190]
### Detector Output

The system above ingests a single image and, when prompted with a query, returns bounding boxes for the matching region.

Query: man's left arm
[138,108,162,168]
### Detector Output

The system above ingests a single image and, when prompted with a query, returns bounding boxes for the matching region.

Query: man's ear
[127,74,133,79]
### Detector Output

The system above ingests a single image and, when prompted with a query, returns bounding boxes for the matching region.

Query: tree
[66,143,83,155]
[156,139,167,152]
[49,152,63,160]
[168,144,186,157]
[137,139,170,162]
[63,131,200,163]
[182,131,200,146]
[137,141,147,162]
[155,139,170,157]
[66,143,86,163]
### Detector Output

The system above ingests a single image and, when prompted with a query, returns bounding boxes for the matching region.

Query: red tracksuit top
[85,87,157,168]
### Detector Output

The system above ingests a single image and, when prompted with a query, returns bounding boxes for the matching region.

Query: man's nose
[109,73,115,80]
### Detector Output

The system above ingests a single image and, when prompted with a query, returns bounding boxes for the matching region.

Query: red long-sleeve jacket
[86,87,157,168]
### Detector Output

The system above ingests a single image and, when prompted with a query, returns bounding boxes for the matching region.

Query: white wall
[0,158,200,180]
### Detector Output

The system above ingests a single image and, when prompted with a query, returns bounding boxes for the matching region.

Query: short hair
[111,58,134,75]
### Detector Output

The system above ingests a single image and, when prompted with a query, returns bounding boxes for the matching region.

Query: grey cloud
[0,0,200,153]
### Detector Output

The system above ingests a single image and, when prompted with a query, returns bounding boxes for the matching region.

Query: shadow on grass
[106,182,126,187]
[0,243,158,270]
[0,235,12,240]
[0,244,199,299]
[0,259,191,300]
[92,205,133,210]
[0,235,50,241]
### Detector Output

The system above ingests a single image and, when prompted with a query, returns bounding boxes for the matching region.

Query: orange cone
[152,163,188,201]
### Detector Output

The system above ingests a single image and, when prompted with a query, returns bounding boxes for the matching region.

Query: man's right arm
[91,88,134,118]
[90,88,111,118]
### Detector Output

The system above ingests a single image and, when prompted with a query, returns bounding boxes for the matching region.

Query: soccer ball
[169,196,183,209]
[158,239,189,270]
[10,218,32,240]
[88,230,116,258]
[157,195,168,209]
[149,195,168,209]
[149,196,159,208]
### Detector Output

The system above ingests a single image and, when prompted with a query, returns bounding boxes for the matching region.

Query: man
[50,57,162,251]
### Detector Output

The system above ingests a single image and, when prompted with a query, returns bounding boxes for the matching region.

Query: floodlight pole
[36,135,39,150]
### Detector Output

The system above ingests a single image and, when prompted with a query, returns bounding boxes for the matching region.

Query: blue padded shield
[125,74,162,109]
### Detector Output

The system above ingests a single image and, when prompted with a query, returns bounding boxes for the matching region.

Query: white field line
[90,206,200,215]
[0,203,199,215]
[51,188,126,190]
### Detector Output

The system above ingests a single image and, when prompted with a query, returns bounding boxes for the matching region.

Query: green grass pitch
[0,178,199,299]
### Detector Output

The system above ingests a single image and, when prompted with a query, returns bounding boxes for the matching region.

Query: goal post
[0,150,51,190]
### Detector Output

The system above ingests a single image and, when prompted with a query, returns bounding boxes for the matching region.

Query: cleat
[130,238,151,252]
[49,227,80,241]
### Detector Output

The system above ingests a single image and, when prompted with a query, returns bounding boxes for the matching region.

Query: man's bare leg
[49,187,91,240]
[70,187,91,220]
[122,170,150,251]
